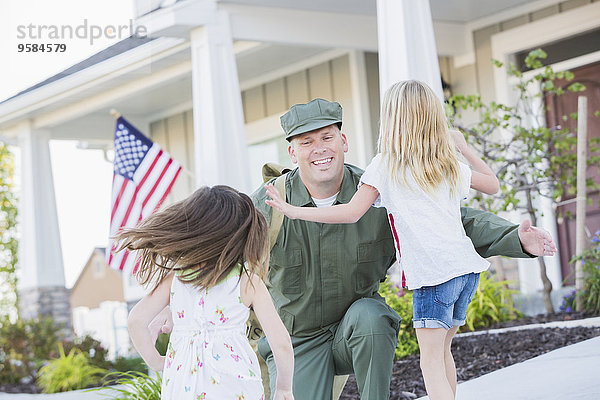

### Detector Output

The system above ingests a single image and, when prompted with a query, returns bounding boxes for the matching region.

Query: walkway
[417,317,600,400]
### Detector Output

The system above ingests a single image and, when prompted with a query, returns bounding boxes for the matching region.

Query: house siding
[451,0,595,105]
[70,251,124,310]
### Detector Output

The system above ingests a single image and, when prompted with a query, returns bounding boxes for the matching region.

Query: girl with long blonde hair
[119,185,294,400]
[265,80,499,400]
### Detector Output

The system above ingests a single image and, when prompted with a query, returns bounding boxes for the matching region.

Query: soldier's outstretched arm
[460,208,556,258]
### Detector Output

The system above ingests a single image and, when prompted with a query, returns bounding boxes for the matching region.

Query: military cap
[280,98,343,141]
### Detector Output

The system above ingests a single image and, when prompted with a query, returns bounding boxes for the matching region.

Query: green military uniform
[251,98,533,400]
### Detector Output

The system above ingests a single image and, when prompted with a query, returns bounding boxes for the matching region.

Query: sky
[1,0,136,287]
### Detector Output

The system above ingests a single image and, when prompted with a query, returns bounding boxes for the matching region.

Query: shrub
[62,334,112,370]
[155,333,170,356]
[91,371,161,400]
[0,316,142,392]
[37,344,107,393]
[0,317,31,384]
[379,279,418,359]
[463,271,521,331]
[0,315,64,385]
[112,356,147,374]
[560,289,577,313]
[571,230,600,314]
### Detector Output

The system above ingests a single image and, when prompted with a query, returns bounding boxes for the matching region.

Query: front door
[545,60,600,285]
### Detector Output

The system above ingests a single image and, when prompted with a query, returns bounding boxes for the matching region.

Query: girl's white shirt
[360,153,490,290]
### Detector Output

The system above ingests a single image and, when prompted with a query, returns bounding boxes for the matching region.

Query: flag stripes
[107,117,181,274]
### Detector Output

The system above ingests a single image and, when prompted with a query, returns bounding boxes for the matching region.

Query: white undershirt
[312,192,339,208]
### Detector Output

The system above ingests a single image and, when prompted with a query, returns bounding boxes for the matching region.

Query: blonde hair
[377,80,460,194]
[114,185,269,293]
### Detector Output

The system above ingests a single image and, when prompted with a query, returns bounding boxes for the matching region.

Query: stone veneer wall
[18,286,72,337]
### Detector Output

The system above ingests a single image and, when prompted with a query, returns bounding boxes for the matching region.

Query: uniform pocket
[269,247,303,295]
[355,240,390,291]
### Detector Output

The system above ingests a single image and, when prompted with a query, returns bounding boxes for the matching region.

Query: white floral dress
[161,268,263,400]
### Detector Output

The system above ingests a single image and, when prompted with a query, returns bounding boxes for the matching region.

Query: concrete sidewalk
[418,335,600,400]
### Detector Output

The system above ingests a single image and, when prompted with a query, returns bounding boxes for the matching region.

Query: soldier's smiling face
[289,124,348,191]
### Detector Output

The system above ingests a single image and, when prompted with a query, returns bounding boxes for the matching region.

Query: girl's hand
[273,389,294,400]
[265,184,297,219]
[449,129,468,154]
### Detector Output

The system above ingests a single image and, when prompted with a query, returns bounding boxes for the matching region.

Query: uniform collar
[288,165,355,207]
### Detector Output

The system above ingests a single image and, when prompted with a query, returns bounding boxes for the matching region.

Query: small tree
[0,143,18,317]
[447,49,600,313]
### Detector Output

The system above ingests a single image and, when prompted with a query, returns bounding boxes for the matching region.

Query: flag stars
[113,126,153,180]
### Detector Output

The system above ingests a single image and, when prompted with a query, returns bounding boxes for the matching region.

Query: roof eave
[0,37,186,131]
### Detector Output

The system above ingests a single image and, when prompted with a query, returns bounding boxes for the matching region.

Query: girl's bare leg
[416,327,454,400]
[443,326,460,398]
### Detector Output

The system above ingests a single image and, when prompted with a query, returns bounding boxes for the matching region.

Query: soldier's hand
[148,305,173,344]
[518,219,557,257]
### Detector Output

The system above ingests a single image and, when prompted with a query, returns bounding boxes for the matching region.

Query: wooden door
[545,61,600,285]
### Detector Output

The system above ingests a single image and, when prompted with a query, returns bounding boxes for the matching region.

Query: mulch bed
[340,312,600,399]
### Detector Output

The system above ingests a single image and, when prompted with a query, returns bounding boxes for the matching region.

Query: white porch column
[376,0,443,99]
[349,51,375,167]
[190,11,251,193]
[16,123,71,333]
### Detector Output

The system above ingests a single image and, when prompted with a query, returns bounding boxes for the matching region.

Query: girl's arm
[127,272,174,371]
[450,130,500,195]
[241,274,294,400]
[265,183,380,223]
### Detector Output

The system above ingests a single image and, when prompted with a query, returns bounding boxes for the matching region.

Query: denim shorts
[412,272,480,330]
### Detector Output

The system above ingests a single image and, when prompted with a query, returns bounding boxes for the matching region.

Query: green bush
[0,316,123,391]
[582,262,600,314]
[91,371,161,400]
[463,271,521,331]
[0,315,64,385]
[112,356,147,374]
[37,344,107,393]
[63,335,112,370]
[379,280,418,359]
[560,289,577,313]
[571,230,600,314]
[155,333,170,356]
[0,317,31,384]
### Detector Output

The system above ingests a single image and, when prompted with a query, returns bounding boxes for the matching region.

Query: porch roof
[1,37,155,105]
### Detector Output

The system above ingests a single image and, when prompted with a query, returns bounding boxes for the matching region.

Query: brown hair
[114,185,269,292]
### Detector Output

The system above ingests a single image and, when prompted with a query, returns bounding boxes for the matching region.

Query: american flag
[107,116,182,273]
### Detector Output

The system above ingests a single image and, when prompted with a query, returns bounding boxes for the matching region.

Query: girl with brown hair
[118,185,294,400]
